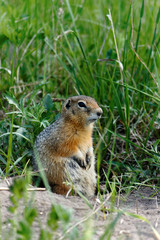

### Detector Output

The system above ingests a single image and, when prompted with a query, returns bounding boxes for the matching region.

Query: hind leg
[50,183,72,195]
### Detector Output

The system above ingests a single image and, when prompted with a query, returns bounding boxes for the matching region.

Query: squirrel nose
[97,109,103,117]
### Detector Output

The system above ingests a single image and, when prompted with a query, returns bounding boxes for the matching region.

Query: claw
[71,156,86,169]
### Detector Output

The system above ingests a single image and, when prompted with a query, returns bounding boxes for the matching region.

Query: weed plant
[0,0,159,186]
[0,0,160,238]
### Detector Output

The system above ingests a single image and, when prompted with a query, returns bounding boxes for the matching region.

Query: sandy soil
[0,178,160,240]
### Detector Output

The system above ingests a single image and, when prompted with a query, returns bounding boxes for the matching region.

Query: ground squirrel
[34,95,102,197]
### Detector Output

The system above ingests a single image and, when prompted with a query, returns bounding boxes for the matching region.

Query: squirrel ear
[65,99,71,109]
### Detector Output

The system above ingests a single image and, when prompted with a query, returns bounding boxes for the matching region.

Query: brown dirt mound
[0,178,160,239]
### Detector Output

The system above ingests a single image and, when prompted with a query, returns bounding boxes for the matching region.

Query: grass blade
[131,0,144,77]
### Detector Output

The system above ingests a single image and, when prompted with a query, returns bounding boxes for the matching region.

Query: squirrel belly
[33,95,102,197]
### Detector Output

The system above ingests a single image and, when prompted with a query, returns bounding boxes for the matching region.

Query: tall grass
[0,0,160,208]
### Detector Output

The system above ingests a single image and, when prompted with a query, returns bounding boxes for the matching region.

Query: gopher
[34,95,102,197]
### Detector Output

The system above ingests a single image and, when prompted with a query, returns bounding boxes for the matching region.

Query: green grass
[0,0,160,238]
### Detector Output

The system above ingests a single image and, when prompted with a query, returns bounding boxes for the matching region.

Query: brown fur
[34,95,102,197]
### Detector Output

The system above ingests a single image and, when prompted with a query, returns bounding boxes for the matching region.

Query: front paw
[85,152,91,170]
[71,156,87,169]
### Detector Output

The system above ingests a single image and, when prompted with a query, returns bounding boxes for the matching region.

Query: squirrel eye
[78,101,86,108]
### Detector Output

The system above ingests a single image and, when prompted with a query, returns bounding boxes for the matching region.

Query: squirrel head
[61,95,103,129]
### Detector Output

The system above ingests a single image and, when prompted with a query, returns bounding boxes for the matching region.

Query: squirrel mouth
[88,117,98,123]
[88,112,102,123]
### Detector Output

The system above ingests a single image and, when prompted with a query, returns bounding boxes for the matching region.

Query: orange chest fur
[57,128,93,157]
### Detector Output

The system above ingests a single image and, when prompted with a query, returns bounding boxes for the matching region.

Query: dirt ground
[0,178,160,240]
